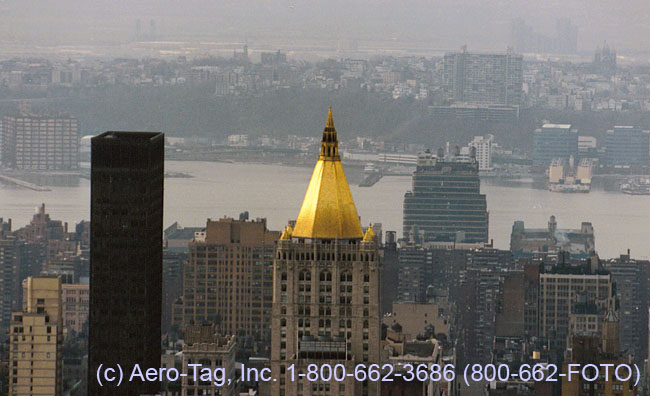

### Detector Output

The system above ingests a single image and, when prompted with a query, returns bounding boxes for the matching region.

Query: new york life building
[271,109,381,396]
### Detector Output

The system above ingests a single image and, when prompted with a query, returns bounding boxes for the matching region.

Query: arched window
[363,320,369,329]
[320,270,332,282]
[281,306,286,315]
[299,270,311,281]
[340,271,352,283]
[281,318,286,327]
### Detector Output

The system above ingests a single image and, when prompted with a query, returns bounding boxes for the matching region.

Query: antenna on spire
[326,106,335,129]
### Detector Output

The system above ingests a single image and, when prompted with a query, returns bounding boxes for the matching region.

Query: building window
[340,271,352,283]
[299,270,311,281]
[320,270,332,282]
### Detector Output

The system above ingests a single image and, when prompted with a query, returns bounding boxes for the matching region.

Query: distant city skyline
[0,0,649,56]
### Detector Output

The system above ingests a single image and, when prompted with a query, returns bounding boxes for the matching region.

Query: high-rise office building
[271,108,381,396]
[455,247,515,365]
[459,267,503,365]
[0,219,20,340]
[403,151,489,243]
[0,114,78,170]
[88,132,164,396]
[182,217,279,347]
[538,259,614,352]
[396,245,433,303]
[532,123,579,168]
[442,48,523,106]
[9,276,63,396]
[603,252,650,363]
[605,126,649,167]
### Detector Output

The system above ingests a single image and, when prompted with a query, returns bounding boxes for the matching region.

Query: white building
[227,134,249,147]
[468,134,494,170]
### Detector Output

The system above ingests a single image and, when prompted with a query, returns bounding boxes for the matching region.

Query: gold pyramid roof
[292,107,364,239]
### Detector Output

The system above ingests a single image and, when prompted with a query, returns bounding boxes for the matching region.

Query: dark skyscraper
[403,151,489,243]
[88,132,164,396]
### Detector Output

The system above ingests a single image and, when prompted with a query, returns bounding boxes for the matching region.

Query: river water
[0,161,646,259]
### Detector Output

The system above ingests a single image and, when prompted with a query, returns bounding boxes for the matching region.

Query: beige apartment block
[182,217,279,342]
[9,276,63,396]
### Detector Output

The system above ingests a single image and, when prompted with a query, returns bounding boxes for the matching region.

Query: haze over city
[1,0,650,57]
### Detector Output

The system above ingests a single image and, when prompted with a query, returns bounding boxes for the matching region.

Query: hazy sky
[1,0,649,54]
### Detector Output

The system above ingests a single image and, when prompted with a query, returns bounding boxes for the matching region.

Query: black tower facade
[88,132,164,396]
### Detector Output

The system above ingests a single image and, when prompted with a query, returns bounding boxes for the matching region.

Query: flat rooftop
[92,131,163,142]
[542,124,572,129]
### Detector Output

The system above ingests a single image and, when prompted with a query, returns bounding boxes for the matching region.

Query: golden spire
[319,106,339,160]
[326,106,335,128]
[292,107,364,239]
[363,224,376,242]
